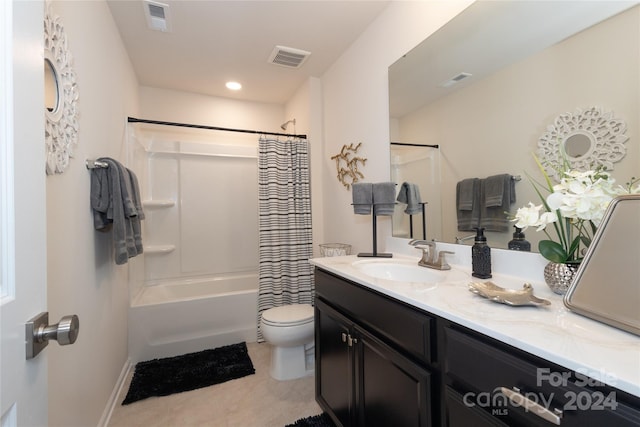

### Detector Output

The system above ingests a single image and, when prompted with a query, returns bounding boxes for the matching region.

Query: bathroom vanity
[311,254,640,427]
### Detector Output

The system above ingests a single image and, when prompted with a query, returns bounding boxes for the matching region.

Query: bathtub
[128,272,258,363]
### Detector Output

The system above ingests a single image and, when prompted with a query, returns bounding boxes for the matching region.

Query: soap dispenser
[508,226,531,252]
[472,227,492,279]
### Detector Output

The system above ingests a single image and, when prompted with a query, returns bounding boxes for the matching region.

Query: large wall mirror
[389,0,639,250]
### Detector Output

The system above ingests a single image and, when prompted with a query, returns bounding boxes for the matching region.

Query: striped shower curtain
[257,137,314,342]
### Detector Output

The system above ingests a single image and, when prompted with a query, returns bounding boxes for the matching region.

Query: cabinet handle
[341,333,347,343]
[348,335,358,346]
[499,387,563,425]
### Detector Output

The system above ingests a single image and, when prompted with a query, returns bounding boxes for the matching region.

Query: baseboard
[97,358,133,427]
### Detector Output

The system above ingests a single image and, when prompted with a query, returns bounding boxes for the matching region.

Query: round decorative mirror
[44,58,59,114]
[563,132,593,159]
[44,5,79,175]
[538,106,628,179]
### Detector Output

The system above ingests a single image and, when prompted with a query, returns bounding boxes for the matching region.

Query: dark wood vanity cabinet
[442,322,640,427]
[315,269,435,427]
[314,268,640,427]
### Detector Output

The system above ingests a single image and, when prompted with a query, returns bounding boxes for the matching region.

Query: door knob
[26,312,80,359]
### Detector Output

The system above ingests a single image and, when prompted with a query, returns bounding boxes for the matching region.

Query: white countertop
[310,253,640,398]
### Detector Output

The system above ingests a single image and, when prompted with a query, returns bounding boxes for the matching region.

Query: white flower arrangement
[512,157,639,263]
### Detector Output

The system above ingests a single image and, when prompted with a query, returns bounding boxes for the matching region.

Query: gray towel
[484,174,507,207]
[90,157,144,265]
[457,178,476,211]
[479,174,516,232]
[352,182,373,215]
[456,178,480,231]
[373,182,396,216]
[396,182,423,215]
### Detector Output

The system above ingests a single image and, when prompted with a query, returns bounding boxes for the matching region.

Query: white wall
[286,77,325,256]
[45,1,139,426]
[320,1,473,254]
[138,86,285,138]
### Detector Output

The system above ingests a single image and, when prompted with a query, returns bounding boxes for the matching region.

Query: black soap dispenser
[472,227,492,279]
[508,226,531,252]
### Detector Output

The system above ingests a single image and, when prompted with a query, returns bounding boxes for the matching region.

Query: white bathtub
[129,273,258,363]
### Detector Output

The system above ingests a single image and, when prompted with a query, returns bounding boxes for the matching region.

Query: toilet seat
[261,304,314,327]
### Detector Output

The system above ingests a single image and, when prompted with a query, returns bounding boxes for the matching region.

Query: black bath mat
[285,413,336,427]
[122,342,255,405]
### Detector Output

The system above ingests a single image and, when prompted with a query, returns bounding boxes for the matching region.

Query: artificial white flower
[546,169,616,225]
[512,157,638,263]
[513,202,557,231]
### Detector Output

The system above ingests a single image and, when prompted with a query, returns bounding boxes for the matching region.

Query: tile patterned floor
[108,342,322,427]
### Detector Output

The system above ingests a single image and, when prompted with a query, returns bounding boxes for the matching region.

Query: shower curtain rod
[128,117,307,139]
[391,142,439,148]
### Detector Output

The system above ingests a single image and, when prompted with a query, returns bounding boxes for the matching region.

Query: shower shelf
[142,199,175,208]
[145,245,176,254]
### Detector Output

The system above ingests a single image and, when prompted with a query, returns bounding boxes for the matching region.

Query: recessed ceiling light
[226,81,242,91]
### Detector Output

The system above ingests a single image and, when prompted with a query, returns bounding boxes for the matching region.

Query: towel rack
[511,175,521,181]
[408,202,428,240]
[86,159,109,169]
[352,203,393,258]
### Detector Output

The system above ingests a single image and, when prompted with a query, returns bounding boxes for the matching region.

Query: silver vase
[543,262,580,295]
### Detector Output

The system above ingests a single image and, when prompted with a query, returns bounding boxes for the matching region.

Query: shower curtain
[257,137,313,342]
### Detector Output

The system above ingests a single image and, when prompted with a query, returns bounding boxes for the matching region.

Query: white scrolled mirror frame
[538,106,628,179]
[44,4,79,175]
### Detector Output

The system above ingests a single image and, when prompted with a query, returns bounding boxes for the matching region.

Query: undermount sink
[352,259,467,283]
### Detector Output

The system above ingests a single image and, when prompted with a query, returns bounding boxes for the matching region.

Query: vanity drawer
[444,325,640,426]
[314,268,435,364]
[444,386,509,427]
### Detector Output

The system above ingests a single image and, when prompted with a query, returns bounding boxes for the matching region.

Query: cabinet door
[316,299,355,427]
[355,325,433,427]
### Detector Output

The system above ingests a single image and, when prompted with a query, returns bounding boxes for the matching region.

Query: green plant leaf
[538,240,568,263]
[567,236,582,260]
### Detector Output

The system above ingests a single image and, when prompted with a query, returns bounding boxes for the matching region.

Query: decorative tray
[468,281,551,307]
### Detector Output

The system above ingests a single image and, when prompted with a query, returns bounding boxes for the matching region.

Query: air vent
[440,72,472,88]
[143,0,172,32]
[268,46,311,68]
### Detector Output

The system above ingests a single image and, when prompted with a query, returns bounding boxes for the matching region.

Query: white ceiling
[107,0,390,105]
[389,0,639,118]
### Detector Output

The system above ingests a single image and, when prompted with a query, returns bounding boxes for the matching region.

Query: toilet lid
[262,304,314,326]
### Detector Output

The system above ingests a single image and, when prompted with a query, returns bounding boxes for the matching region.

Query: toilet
[260,303,315,381]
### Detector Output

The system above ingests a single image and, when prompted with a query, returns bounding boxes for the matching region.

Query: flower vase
[543,262,580,295]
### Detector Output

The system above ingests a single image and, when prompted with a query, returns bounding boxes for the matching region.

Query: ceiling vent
[143,0,172,32]
[268,46,311,69]
[440,72,472,88]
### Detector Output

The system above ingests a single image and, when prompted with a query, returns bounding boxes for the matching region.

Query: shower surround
[128,129,259,363]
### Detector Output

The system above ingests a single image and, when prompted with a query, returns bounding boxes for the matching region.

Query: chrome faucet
[409,240,454,270]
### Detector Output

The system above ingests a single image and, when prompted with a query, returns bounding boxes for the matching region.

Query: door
[1,0,48,426]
